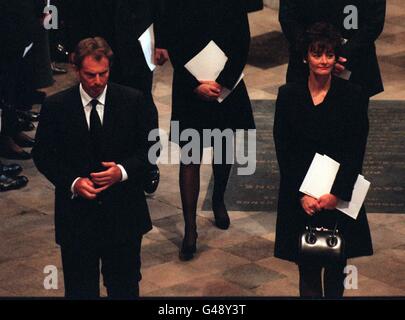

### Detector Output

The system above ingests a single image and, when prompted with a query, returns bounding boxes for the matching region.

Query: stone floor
[1,2,405,298]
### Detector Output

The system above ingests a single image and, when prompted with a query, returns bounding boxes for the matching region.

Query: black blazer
[273,77,373,262]
[279,0,386,97]
[32,83,154,247]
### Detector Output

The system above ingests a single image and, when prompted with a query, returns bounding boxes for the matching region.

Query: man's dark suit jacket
[32,83,154,247]
[279,0,386,97]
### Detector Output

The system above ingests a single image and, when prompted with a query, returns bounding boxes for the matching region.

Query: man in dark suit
[62,0,167,194]
[279,0,386,98]
[32,38,154,299]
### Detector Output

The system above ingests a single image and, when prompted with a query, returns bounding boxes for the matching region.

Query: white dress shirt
[71,85,128,195]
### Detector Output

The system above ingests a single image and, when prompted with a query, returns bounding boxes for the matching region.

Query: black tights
[179,141,233,245]
[298,262,347,298]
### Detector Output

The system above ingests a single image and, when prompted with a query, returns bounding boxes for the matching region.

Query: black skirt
[170,72,255,145]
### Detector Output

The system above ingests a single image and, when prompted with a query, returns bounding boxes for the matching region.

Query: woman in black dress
[162,0,255,261]
[273,22,373,298]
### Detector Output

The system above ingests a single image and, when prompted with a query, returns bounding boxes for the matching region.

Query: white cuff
[71,177,81,199]
[117,164,128,182]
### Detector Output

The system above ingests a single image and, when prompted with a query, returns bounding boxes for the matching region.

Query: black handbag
[298,221,345,265]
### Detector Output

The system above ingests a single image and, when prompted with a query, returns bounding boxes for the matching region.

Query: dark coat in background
[32,0,54,89]
[279,0,386,97]
[0,0,38,66]
[246,0,264,13]
[161,0,255,135]
[32,83,154,247]
[273,77,373,262]
[63,0,164,94]
[0,0,50,104]
[62,0,116,53]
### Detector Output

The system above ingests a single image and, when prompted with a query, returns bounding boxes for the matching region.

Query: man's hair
[298,22,343,60]
[72,37,114,69]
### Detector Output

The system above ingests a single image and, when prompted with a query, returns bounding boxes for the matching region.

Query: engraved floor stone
[203,100,405,213]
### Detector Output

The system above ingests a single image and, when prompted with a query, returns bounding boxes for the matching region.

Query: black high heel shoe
[212,201,230,230]
[0,163,23,177]
[179,233,198,261]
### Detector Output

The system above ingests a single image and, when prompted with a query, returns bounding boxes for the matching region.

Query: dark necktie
[90,99,103,170]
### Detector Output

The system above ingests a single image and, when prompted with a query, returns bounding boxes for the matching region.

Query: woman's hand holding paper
[194,81,223,101]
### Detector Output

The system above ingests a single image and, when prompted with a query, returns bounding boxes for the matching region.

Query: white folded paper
[300,153,371,220]
[184,40,244,103]
[337,175,370,220]
[300,153,340,199]
[23,42,34,58]
[138,24,156,71]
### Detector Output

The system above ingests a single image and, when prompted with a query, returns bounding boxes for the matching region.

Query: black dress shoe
[0,163,23,177]
[144,166,160,194]
[179,233,198,261]
[13,133,35,148]
[17,118,35,132]
[0,175,28,192]
[212,201,230,230]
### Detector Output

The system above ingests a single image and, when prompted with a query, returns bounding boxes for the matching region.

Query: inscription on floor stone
[203,100,405,213]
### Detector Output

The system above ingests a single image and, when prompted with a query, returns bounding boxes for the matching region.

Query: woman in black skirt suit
[273,22,373,298]
[161,0,255,261]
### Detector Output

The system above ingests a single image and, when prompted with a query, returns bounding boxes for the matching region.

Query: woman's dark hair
[72,37,114,69]
[298,22,343,61]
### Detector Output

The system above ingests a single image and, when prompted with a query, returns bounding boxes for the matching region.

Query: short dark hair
[72,37,114,69]
[298,22,342,60]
